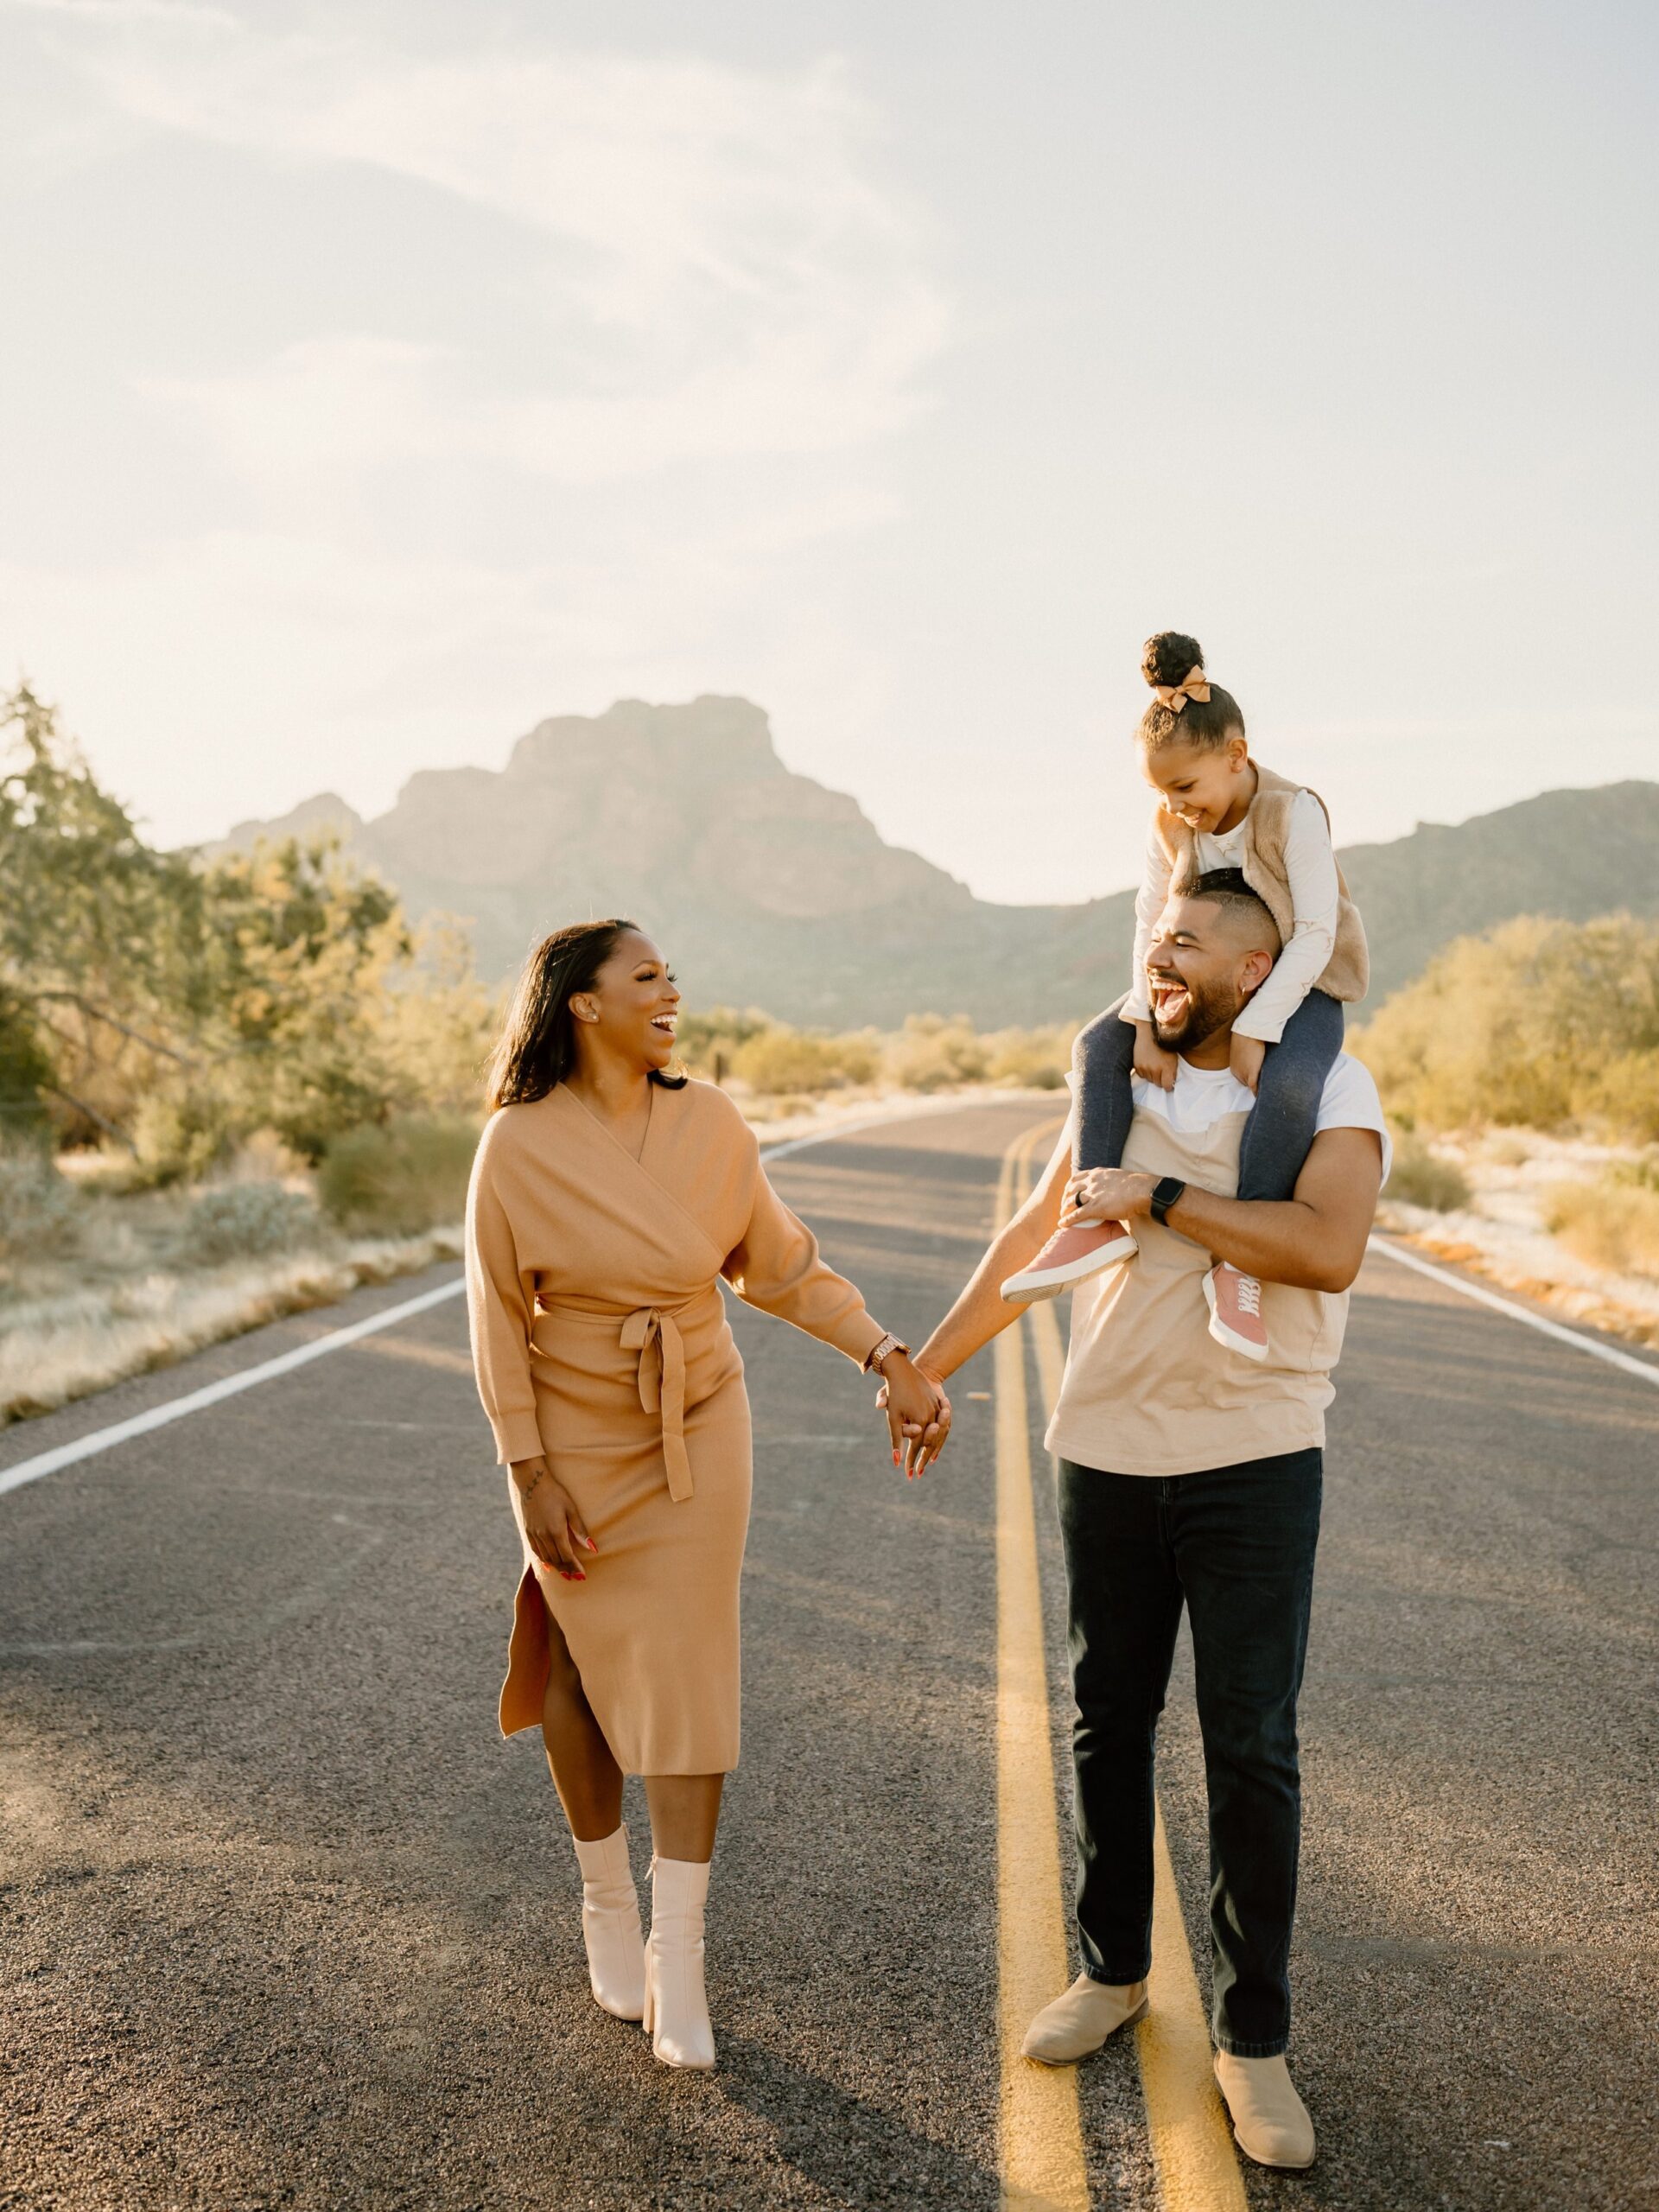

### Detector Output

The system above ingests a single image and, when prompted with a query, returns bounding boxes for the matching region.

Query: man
[910,869,1389,2171]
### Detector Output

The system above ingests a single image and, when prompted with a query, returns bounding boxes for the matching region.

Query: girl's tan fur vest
[1154,760,1370,1004]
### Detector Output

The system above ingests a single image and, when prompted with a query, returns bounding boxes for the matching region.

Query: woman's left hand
[876,1353,952,1478]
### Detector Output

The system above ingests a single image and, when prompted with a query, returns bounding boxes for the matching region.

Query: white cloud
[74,31,948,486]
[4,0,233,24]
[0,15,950,848]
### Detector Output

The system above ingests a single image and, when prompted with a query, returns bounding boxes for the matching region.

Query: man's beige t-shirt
[1044,1054,1390,1478]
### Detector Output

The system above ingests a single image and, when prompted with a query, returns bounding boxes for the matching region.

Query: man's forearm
[1161,1184,1349,1291]
[916,1208,1048,1382]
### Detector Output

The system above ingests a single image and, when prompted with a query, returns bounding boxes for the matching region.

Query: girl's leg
[541,1616,624,1840]
[1073,992,1138,1172]
[1236,992,1345,1205]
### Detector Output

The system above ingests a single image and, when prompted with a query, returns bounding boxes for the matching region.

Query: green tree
[0,683,207,1143]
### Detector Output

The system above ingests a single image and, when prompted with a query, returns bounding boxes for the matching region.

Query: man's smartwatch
[1149,1176,1187,1226]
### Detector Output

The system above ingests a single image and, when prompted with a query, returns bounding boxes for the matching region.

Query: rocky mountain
[217,696,1659,1027]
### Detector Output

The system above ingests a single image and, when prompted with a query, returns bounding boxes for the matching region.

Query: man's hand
[875,1356,952,1478]
[1229,1033,1267,1094]
[1132,1020,1179,1092]
[1063,1167,1157,1225]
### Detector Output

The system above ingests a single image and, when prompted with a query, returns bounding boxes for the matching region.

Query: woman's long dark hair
[485,918,687,1111]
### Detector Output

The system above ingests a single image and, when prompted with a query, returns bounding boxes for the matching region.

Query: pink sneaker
[1204,1262,1268,1361]
[1001,1218,1137,1304]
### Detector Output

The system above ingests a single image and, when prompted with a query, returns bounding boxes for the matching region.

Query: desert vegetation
[1355,914,1659,1333]
[10,680,1657,1411]
[0,688,1081,1422]
[1352,913,1659,1144]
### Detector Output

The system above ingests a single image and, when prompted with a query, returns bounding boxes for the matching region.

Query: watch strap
[1149,1176,1187,1226]
[863,1331,910,1374]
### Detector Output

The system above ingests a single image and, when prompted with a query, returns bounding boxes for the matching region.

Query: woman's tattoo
[518,1465,549,1503]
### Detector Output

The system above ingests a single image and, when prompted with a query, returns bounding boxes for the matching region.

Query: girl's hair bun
[1141,632,1205,690]
[1135,630,1243,753]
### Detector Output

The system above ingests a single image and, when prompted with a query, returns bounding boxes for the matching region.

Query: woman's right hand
[511,1458,597,1583]
[1132,1022,1179,1092]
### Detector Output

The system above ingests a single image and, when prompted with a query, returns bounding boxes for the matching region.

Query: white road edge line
[1367,1232,1659,1387]
[0,1095,997,1500]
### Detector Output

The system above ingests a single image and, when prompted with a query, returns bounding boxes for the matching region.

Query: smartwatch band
[1149,1175,1186,1226]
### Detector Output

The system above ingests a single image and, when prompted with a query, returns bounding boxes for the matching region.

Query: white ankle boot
[644,1855,715,2069]
[572,1826,645,2021]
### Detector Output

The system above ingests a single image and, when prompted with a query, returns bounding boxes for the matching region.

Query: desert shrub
[885,1015,990,1093]
[317,1114,479,1235]
[1574,1049,1659,1145]
[677,1007,772,1079]
[373,915,500,1116]
[0,992,54,1141]
[176,1180,321,1265]
[1384,1132,1471,1212]
[986,1023,1076,1090]
[0,1144,79,1262]
[229,1128,310,1182]
[1353,914,1659,1140]
[731,1027,879,1095]
[1485,1132,1533,1167]
[1545,1170,1659,1280]
[129,1090,230,1188]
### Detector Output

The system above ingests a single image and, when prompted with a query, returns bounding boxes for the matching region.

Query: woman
[465,918,947,2069]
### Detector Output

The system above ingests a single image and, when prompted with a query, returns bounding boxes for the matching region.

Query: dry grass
[1544,1173,1659,1281]
[1,1227,461,1427]
[1384,1132,1472,1212]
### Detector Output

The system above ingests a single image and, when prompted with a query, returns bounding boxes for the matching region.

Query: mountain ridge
[216,696,1659,1026]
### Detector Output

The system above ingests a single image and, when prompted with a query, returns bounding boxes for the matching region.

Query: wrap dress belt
[535,1296,706,1503]
[619,1303,696,1503]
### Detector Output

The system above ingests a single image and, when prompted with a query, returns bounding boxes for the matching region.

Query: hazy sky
[2,0,1654,904]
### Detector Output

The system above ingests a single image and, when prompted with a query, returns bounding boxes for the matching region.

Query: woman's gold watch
[862,1332,911,1374]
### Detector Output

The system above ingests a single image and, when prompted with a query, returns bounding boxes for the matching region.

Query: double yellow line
[994,1121,1247,2212]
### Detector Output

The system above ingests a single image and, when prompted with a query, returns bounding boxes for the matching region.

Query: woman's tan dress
[465,1077,885,1775]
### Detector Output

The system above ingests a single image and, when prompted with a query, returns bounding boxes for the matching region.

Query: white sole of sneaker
[1202,1270,1269,1362]
[1000,1234,1137,1305]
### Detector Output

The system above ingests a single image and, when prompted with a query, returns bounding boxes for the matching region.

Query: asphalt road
[1,1100,1655,2211]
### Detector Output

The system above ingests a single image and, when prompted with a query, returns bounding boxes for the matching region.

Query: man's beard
[1149,970,1237,1053]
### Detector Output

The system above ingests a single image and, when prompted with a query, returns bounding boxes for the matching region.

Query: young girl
[1002,631,1370,1359]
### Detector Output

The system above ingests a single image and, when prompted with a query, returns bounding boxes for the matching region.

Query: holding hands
[875,1351,952,1479]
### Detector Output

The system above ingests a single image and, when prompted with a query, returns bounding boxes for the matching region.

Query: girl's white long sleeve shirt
[1122,790,1341,1043]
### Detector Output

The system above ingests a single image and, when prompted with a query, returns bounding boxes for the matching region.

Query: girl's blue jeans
[1072,988,1345,1202]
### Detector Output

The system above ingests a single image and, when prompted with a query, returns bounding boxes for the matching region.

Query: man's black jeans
[1056,1447,1322,2056]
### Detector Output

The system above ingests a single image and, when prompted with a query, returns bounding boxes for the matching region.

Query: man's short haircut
[1185,868,1282,955]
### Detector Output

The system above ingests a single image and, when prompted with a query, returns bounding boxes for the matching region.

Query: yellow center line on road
[995,1121,1089,2212]
[1001,1122,1247,2212]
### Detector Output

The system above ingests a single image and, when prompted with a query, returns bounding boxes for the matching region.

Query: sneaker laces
[1233,1272,1262,1315]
